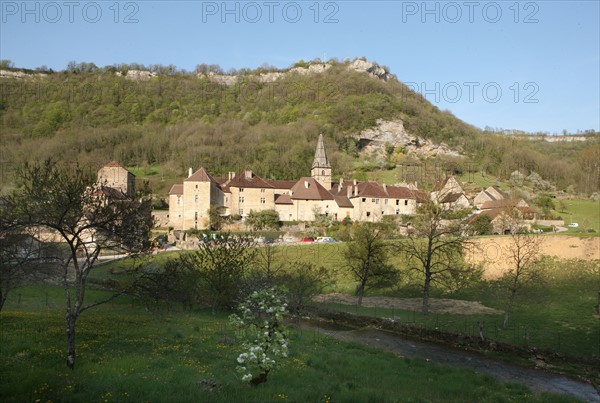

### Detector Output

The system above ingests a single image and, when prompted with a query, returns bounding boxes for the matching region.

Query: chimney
[188,168,193,177]
[353,185,358,197]
[245,169,252,180]
[353,179,357,186]
[228,171,235,181]
[383,183,387,193]
[339,177,344,188]
[347,185,352,198]
[304,180,309,189]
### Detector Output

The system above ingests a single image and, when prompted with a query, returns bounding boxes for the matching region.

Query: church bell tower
[311,134,332,190]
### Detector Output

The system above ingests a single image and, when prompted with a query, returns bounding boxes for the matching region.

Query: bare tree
[501,218,542,328]
[2,161,153,369]
[400,198,472,314]
[344,223,396,307]
[177,234,257,312]
[0,224,58,311]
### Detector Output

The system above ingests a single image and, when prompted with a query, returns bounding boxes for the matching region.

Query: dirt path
[467,235,600,279]
[314,294,502,315]
[301,320,599,402]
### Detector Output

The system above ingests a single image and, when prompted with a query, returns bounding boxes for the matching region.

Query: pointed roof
[312,134,331,169]
[290,177,334,200]
[185,167,217,183]
[226,168,274,189]
[169,184,183,195]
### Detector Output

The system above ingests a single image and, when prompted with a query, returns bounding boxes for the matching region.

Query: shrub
[229,288,289,386]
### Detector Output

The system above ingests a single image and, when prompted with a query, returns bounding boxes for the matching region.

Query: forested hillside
[0,59,598,195]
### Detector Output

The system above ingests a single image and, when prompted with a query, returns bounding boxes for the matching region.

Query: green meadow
[0,286,581,403]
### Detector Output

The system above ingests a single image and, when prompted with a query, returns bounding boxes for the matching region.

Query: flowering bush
[229,288,288,386]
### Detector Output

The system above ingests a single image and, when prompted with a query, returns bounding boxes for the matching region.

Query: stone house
[473,186,509,209]
[431,176,470,210]
[97,161,135,198]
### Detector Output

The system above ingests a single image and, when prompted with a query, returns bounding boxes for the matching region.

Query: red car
[300,237,314,243]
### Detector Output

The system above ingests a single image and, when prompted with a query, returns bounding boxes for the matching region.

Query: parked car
[317,237,337,243]
[568,223,579,228]
[300,237,314,243]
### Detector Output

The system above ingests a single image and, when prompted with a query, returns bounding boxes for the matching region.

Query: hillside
[0,59,598,196]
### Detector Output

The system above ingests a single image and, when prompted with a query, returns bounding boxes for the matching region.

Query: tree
[467,214,493,236]
[401,198,472,314]
[176,233,256,312]
[0,225,57,312]
[344,223,396,306]
[2,160,153,369]
[230,288,288,386]
[207,205,224,231]
[278,261,334,316]
[501,218,542,328]
[245,210,280,231]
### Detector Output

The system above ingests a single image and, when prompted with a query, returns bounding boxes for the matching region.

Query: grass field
[0,286,582,403]
[94,243,599,360]
[558,199,600,233]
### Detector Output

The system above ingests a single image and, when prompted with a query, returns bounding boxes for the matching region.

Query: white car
[568,223,579,228]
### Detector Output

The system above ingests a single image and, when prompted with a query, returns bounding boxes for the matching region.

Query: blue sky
[1,0,598,133]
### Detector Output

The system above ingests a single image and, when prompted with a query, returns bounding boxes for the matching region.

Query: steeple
[311,134,332,190]
[312,133,331,169]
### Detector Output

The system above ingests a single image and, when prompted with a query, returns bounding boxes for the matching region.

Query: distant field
[558,199,600,232]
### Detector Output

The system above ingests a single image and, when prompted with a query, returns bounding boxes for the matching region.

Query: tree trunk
[503,289,517,329]
[249,370,269,386]
[422,274,431,314]
[66,312,77,369]
[357,283,365,307]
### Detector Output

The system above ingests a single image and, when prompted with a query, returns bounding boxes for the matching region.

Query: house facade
[167,134,426,230]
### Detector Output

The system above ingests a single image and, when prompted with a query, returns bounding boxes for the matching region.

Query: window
[239,209,243,215]
[384,199,388,205]
[260,197,265,204]
[395,209,400,215]
[372,198,379,204]
[404,200,408,206]
[225,197,228,203]
[261,188,265,193]
[194,212,198,220]
[396,200,400,205]
[366,212,371,217]
[194,195,198,202]
[195,185,198,189]
[362,198,366,202]
[177,196,181,206]
[239,196,244,203]
[239,188,244,192]
[321,170,325,175]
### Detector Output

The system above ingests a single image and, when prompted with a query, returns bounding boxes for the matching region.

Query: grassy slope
[0,286,578,403]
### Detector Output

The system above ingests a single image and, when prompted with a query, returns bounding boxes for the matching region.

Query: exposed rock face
[356,119,462,160]
[197,60,392,86]
[348,59,393,81]
[0,70,47,79]
[115,70,158,81]
[290,63,332,75]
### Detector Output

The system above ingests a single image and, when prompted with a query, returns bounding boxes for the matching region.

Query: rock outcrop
[347,59,393,81]
[356,119,462,160]
[115,70,158,81]
[0,70,47,79]
[196,59,390,86]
